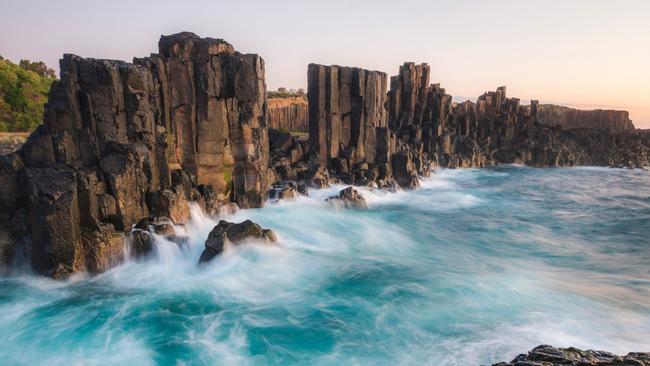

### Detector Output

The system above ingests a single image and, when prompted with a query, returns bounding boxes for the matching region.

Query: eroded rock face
[326,186,367,209]
[198,219,277,263]
[492,345,650,366]
[1,32,271,277]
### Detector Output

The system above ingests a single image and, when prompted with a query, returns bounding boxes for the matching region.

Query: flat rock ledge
[491,345,650,366]
[198,220,277,263]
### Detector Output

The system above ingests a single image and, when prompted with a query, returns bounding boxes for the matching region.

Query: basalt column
[307,64,388,169]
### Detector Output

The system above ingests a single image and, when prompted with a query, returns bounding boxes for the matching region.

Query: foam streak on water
[1,166,649,365]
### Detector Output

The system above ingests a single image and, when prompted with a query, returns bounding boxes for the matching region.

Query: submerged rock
[326,186,367,209]
[198,220,277,263]
[492,345,650,366]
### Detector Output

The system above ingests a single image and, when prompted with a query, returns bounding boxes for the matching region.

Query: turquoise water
[1,167,649,365]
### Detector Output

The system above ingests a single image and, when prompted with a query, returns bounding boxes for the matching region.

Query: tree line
[0,56,56,132]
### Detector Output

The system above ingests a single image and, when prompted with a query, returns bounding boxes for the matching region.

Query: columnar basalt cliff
[538,104,635,134]
[267,97,308,132]
[386,62,649,169]
[303,64,427,189]
[1,37,650,278]
[0,32,271,277]
[307,64,388,167]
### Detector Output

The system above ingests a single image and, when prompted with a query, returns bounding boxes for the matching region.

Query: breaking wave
[1,166,649,365]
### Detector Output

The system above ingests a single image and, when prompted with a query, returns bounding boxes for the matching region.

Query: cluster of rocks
[538,105,635,134]
[267,97,308,132]
[0,32,271,278]
[491,345,650,366]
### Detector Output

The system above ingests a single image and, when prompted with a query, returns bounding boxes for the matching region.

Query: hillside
[0,57,55,132]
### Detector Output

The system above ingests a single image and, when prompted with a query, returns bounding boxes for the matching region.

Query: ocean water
[1,166,649,365]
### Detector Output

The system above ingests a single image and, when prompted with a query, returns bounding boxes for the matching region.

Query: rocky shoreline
[0,31,648,280]
[0,32,648,363]
[490,345,650,366]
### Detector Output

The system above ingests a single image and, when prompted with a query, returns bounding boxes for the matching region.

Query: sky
[1,0,648,127]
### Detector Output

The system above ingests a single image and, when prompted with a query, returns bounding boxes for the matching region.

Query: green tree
[0,58,56,132]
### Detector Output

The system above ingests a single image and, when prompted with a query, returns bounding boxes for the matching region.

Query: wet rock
[326,186,367,209]
[129,216,188,257]
[492,345,650,366]
[147,190,190,225]
[269,181,307,201]
[198,220,277,263]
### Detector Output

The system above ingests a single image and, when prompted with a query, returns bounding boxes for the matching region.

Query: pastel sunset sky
[1,0,648,127]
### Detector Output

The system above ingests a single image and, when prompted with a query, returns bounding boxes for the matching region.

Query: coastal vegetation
[0,56,55,132]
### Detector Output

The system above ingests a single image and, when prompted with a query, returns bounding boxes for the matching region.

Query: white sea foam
[1,167,649,365]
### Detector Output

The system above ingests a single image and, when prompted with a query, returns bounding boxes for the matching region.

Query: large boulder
[198,220,277,263]
[326,186,367,209]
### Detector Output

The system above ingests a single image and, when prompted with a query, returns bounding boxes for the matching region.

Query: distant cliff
[267,97,307,132]
[538,104,635,134]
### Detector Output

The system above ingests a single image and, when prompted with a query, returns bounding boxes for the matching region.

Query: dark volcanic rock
[326,186,368,209]
[492,345,650,366]
[308,63,389,169]
[269,181,306,201]
[198,220,277,263]
[129,216,188,257]
[1,32,271,277]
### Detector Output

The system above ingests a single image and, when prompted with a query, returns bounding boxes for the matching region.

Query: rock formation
[0,32,271,278]
[538,104,635,134]
[492,344,650,366]
[386,62,649,169]
[198,219,277,263]
[129,216,188,257]
[307,64,388,168]
[306,64,423,189]
[326,186,367,209]
[267,97,308,132]
[1,36,650,279]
